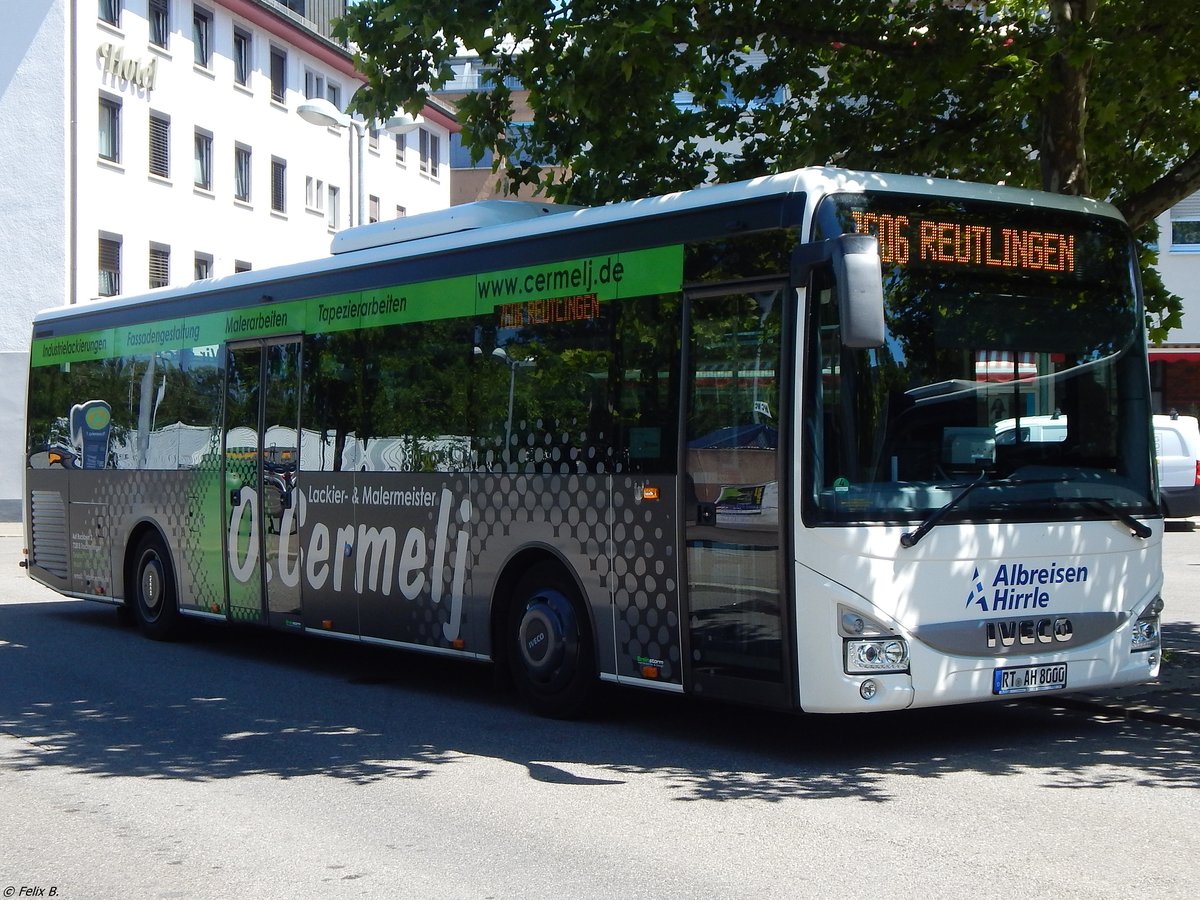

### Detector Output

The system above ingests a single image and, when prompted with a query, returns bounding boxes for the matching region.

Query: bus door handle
[230,486,242,507]
[697,501,716,526]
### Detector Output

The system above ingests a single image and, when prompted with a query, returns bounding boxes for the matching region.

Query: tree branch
[1117,151,1200,231]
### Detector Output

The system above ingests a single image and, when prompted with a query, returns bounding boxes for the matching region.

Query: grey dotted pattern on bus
[79,416,682,683]
[471,468,681,683]
[87,468,224,612]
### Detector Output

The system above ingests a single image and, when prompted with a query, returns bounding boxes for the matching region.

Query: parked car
[1153,413,1200,519]
[992,412,1200,520]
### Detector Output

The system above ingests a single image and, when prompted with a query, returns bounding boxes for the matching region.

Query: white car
[1153,413,1200,519]
[991,413,1200,520]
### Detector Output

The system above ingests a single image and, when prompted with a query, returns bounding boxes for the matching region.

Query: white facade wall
[1155,210,1200,344]
[0,0,453,520]
[0,0,69,519]
[82,0,451,294]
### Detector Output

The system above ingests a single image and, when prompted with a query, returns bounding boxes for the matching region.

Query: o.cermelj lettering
[965,562,1089,612]
[229,485,469,642]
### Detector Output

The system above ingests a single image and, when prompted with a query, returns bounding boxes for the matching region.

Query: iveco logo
[986,617,1074,649]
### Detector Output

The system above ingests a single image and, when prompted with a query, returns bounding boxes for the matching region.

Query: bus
[23,167,1164,716]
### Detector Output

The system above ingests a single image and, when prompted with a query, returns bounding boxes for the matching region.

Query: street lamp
[297,97,425,228]
[476,346,534,459]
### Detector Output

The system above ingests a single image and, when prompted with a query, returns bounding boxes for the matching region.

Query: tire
[131,533,184,641]
[506,563,596,718]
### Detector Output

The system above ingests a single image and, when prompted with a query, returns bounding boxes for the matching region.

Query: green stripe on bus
[30,245,685,365]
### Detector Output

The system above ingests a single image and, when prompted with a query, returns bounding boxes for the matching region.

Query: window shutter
[99,238,121,296]
[149,246,169,288]
[1171,192,1200,221]
[149,114,169,178]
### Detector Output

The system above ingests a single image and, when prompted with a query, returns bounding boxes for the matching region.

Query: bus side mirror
[832,234,885,348]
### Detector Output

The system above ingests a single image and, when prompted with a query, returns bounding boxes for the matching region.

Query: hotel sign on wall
[97,43,157,92]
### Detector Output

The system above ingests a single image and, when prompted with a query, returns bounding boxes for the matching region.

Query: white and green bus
[24,168,1164,716]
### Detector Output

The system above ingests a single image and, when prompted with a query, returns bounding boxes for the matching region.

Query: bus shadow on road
[2,599,1198,804]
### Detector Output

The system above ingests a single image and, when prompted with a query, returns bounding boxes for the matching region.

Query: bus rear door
[223,337,303,628]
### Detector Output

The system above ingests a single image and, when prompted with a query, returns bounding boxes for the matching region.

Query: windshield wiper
[1079,497,1153,539]
[899,476,1154,548]
[900,471,990,548]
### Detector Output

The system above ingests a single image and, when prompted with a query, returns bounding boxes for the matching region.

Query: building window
[271,157,286,213]
[368,124,380,152]
[395,132,406,166]
[194,129,212,191]
[149,111,170,178]
[419,128,440,179]
[270,47,287,103]
[193,7,212,68]
[235,260,252,273]
[149,0,169,47]
[396,205,406,218]
[195,252,213,281]
[233,28,252,86]
[99,95,121,162]
[369,195,380,224]
[149,243,170,289]
[304,69,325,100]
[450,132,493,170]
[305,176,325,212]
[328,185,340,229]
[99,235,121,297]
[1173,222,1200,247]
[99,0,121,27]
[327,82,341,110]
[1170,193,1200,250]
[234,144,251,202]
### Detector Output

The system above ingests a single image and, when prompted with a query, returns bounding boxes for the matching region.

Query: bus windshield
[807,192,1155,527]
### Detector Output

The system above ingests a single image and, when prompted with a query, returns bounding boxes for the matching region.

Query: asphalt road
[1,531,1198,900]
[1162,522,1200,650]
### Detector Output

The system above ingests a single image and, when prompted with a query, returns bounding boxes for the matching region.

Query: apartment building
[0,0,456,518]
[1151,200,1200,416]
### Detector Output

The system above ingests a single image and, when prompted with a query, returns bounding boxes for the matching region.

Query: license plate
[993,663,1068,695]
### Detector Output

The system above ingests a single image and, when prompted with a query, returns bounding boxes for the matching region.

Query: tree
[335,1,1200,339]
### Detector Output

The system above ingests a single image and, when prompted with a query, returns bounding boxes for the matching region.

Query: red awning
[1149,350,1200,364]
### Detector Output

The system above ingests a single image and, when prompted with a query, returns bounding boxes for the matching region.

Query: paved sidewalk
[1048,645,1200,731]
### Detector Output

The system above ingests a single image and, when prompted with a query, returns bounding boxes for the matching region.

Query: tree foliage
[335,1,1200,339]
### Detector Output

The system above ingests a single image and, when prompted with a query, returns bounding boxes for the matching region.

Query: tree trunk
[1039,1,1095,196]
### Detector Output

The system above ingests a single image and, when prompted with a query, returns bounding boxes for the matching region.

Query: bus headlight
[1131,596,1163,653]
[845,638,909,674]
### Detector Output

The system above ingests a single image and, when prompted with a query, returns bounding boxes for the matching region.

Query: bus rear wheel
[507,564,596,718]
[131,533,183,641]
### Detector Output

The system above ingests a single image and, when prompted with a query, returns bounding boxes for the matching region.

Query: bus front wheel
[131,533,183,641]
[507,564,596,718]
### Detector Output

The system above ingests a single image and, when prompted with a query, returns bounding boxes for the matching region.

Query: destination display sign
[848,210,1076,274]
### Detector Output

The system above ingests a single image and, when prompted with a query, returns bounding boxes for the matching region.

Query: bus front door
[683,282,792,708]
[223,338,303,628]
